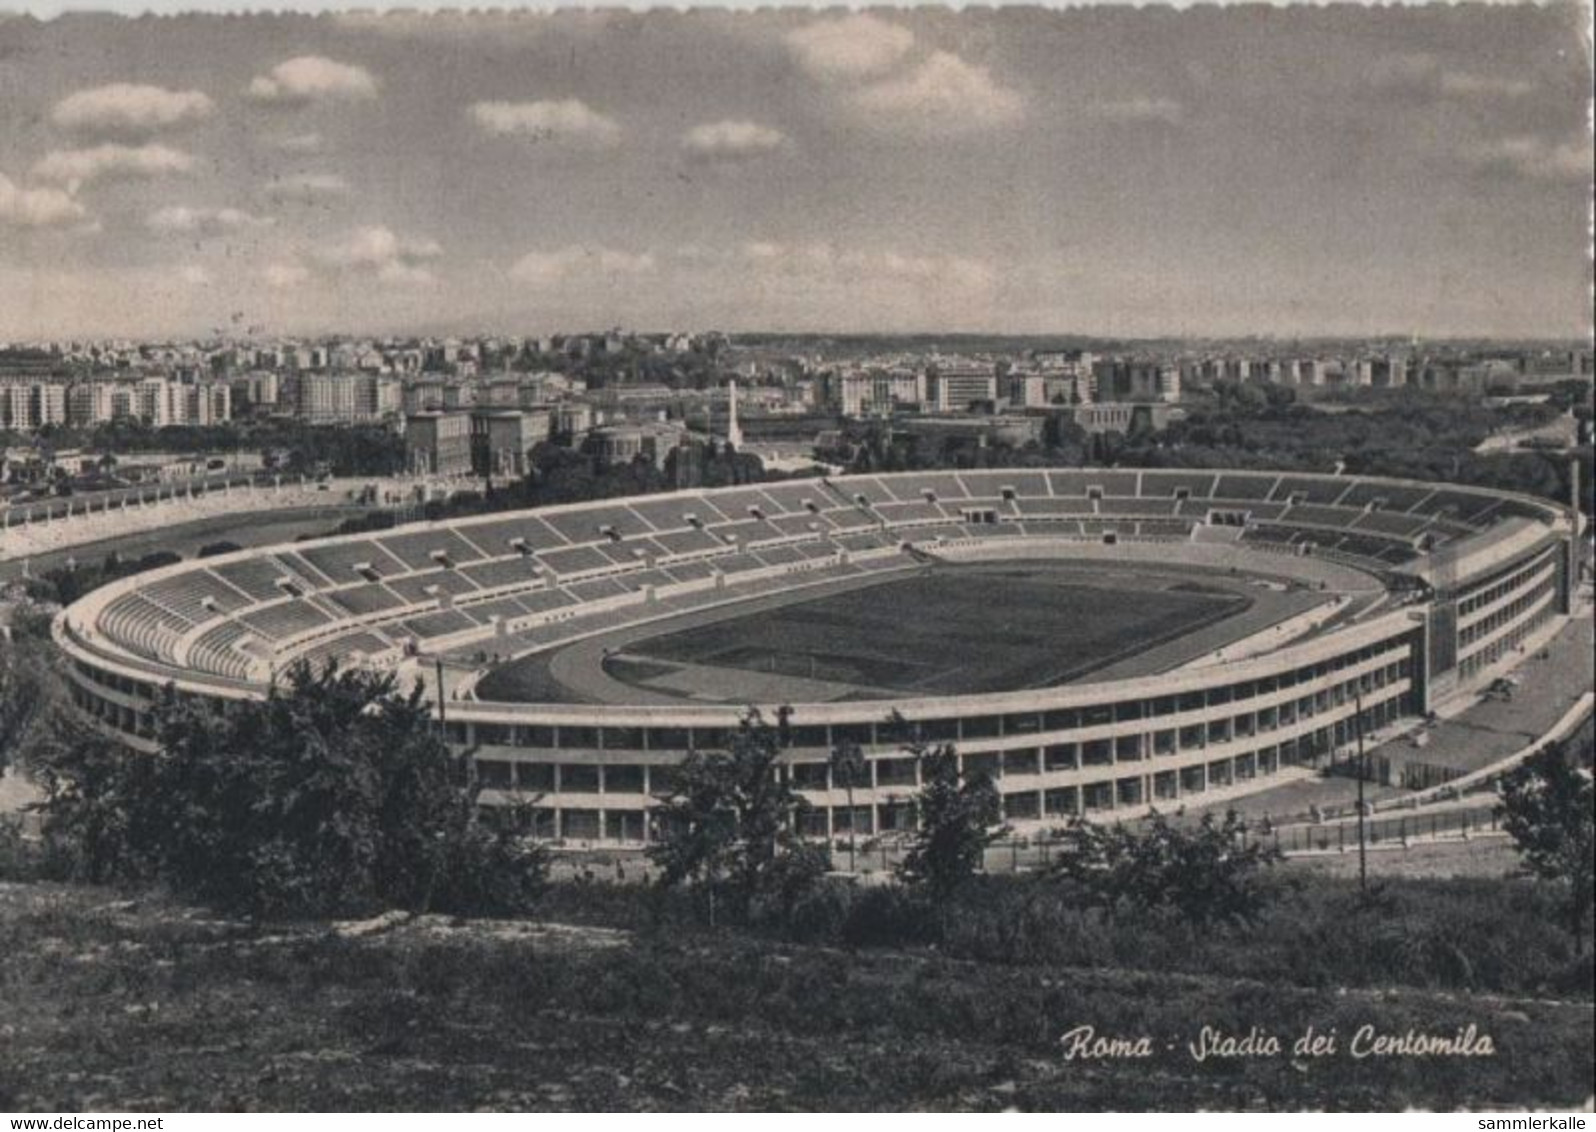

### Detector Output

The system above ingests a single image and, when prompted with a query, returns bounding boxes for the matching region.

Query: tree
[1048,810,1282,927]
[1497,739,1595,954]
[828,739,867,873]
[0,629,64,777]
[897,741,1005,903]
[647,709,827,923]
[33,662,545,919]
[27,715,148,885]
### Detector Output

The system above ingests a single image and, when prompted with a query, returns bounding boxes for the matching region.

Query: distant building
[405,412,473,476]
[553,401,594,439]
[1092,360,1178,403]
[470,408,552,478]
[1,381,69,430]
[1004,372,1048,409]
[67,382,115,427]
[586,421,689,468]
[297,373,398,424]
[840,370,924,417]
[927,364,998,412]
[1071,402,1178,435]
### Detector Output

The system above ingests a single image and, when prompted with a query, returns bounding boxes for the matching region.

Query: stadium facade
[54,469,1578,842]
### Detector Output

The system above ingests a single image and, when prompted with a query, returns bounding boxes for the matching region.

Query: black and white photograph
[0,0,1592,1115]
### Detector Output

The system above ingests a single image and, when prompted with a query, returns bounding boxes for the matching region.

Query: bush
[840,884,938,948]
[1047,809,1284,926]
[0,815,37,881]
[32,662,547,920]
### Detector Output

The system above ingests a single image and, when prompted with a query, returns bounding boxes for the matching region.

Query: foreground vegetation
[4,657,1591,1110]
[0,874,1590,1112]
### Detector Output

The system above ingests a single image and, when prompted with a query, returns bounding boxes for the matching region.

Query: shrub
[32,662,546,920]
[1047,809,1284,926]
[840,884,938,948]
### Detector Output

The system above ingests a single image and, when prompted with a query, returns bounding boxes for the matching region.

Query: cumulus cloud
[312,225,442,285]
[0,172,89,229]
[784,15,1022,137]
[508,245,656,286]
[1094,97,1184,126]
[30,143,194,189]
[849,52,1023,135]
[469,99,622,147]
[681,120,787,163]
[786,15,915,81]
[147,205,272,234]
[247,56,378,105]
[263,172,351,200]
[51,83,214,135]
[1459,135,1592,183]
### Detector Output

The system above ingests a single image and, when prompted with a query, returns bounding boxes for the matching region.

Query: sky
[0,6,1591,341]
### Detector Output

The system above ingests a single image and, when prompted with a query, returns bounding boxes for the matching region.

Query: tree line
[3,652,1590,964]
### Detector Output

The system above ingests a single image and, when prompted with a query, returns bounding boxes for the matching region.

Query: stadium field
[614,566,1248,697]
[471,561,1296,706]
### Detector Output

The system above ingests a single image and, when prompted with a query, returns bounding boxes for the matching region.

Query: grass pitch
[618,565,1248,697]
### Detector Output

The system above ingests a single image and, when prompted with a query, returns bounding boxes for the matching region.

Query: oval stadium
[52,468,1580,845]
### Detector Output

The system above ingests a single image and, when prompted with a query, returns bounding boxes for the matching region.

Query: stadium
[52,468,1579,844]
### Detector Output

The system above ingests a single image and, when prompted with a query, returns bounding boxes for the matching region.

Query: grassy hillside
[1,880,1590,1112]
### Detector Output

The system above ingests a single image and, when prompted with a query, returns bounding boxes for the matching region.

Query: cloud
[51,83,214,135]
[30,143,194,189]
[469,99,622,147]
[1371,53,1535,103]
[312,225,442,285]
[247,56,378,105]
[681,120,787,163]
[786,15,914,81]
[1459,135,1592,183]
[177,264,211,287]
[1094,97,1184,126]
[849,52,1023,135]
[1438,73,1535,100]
[508,245,656,286]
[263,172,351,200]
[0,172,89,229]
[270,132,324,154]
[785,17,1021,138]
[263,261,311,289]
[147,205,272,234]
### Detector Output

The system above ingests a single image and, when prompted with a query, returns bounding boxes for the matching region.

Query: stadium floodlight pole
[1354,683,1368,896]
[436,657,447,730]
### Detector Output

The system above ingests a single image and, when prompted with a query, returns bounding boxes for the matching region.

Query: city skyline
[0,6,1591,342]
